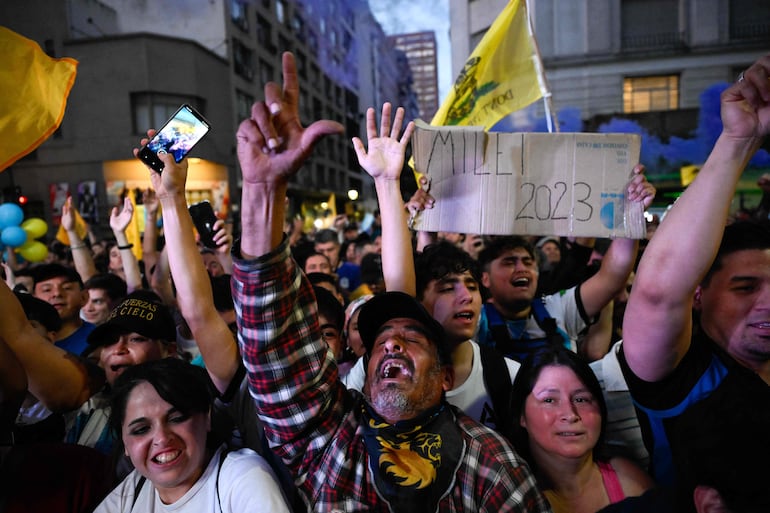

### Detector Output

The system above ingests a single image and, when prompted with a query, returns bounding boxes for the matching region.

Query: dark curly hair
[415,241,480,301]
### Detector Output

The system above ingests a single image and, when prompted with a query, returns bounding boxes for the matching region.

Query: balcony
[730,22,770,42]
[621,31,687,53]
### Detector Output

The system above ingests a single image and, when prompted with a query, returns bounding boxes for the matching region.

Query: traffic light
[2,186,27,209]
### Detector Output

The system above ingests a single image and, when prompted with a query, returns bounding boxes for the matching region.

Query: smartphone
[138,104,211,173]
[189,200,220,249]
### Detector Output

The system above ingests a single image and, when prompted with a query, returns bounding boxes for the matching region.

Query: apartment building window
[291,13,305,42]
[132,93,203,134]
[236,90,254,121]
[307,31,318,54]
[232,38,254,81]
[295,51,307,79]
[276,0,285,23]
[230,0,249,32]
[257,15,273,48]
[259,59,274,85]
[279,34,291,53]
[729,0,770,41]
[623,75,679,113]
[621,0,681,50]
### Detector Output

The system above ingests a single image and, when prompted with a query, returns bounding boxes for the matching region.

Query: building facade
[449,0,769,201]
[388,31,440,121]
[0,0,419,233]
[451,0,768,120]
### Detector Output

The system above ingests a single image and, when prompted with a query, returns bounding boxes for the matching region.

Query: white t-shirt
[93,446,290,513]
[341,341,520,431]
[589,341,649,469]
[446,340,519,431]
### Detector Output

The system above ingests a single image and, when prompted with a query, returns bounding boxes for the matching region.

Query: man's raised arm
[352,103,415,295]
[579,164,655,322]
[237,53,343,257]
[0,280,104,411]
[231,52,344,471]
[623,54,770,382]
[133,140,240,395]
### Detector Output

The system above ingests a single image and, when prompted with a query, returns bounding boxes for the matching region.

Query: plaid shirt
[232,237,551,513]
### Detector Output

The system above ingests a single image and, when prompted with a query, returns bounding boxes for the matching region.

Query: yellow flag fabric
[0,27,78,171]
[125,189,143,261]
[430,0,541,129]
[56,206,89,246]
[680,164,700,187]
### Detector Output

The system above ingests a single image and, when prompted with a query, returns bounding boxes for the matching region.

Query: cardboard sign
[411,121,646,239]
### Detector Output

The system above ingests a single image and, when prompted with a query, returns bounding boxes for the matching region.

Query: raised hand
[133,130,189,199]
[236,52,343,185]
[61,196,77,232]
[720,54,770,142]
[405,176,435,213]
[352,103,415,181]
[211,219,233,255]
[626,164,656,208]
[143,186,160,217]
[110,196,134,234]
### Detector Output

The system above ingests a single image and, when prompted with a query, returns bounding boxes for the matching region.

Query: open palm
[353,103,415,181]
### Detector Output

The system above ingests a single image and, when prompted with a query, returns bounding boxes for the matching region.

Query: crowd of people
[1,50,769,513]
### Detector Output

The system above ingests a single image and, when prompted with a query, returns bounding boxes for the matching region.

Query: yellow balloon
[21,217,48,239]
[18,240,48,262]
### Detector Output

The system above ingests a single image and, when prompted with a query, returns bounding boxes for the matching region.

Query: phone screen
[139,104,210,172]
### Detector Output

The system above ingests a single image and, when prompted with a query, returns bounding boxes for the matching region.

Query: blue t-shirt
[618,332,770,486]
[55,321,96,355]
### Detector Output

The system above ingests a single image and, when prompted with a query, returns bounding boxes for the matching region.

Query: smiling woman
[507,347,653,513]
[92,358,290,513]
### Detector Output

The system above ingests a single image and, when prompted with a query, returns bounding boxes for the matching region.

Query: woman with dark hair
[94,358,289,512]
[508,346,653,513]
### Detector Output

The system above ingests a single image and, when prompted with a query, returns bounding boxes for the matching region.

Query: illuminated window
[623,75,679,113]
[276,0,285,23]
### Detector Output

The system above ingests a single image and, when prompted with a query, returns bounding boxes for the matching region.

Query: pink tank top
[597,461,626,503]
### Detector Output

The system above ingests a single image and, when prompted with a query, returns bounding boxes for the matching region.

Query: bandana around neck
[361,402,464,513]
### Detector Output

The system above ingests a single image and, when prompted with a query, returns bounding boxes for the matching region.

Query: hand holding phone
[189,201,220,249]
[138,104,211,173]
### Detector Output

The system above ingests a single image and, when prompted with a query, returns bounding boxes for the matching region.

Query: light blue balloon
[1,226,28,248]
[0,203,24,230]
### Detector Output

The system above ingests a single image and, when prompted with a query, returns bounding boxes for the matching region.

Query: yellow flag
[0,27,78,171]
[56,205,89,246]
[680,164,700,187]
[125,189,143,261]
[431,0,541,129]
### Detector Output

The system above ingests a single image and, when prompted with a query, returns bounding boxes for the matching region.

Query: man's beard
[368,364,444,422]
[371,385,413,420]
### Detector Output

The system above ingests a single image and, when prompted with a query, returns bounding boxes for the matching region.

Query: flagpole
[524,0,559,133]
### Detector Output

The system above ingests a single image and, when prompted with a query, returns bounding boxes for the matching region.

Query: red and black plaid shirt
[232,237,551,512]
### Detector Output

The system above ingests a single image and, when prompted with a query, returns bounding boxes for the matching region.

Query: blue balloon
[0,203,24,230]
[1,226,28,248]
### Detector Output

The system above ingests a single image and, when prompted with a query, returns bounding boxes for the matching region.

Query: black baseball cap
[357,291,450,364]
[86,294,176,353]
